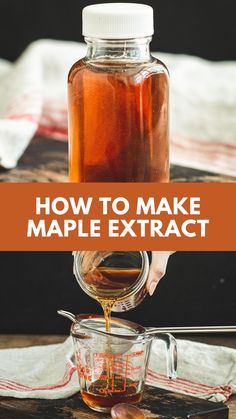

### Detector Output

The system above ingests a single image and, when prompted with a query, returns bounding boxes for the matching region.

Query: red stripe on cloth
[172,134,236,151]
[146,370,233,401]
[6,113,40,123]
[0,379,31,391]
[146,378,201,396]
[171,134,236,150]
[148,369,232,394]
[146,377,232,401]
[146,372,201,395]
[0,362,77,392]
[0,383,30,392]
[191,139,236,151]
[40,113,67,125]
[171,139,236,158]
[37,124,68,139]
[31,363,77,391]
[147,370,219,391]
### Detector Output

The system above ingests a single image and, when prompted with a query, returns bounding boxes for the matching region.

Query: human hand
[146,251,175,296]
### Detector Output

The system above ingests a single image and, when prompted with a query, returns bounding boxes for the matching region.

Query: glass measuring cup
[73,251,149,311]
[71,314,177,413]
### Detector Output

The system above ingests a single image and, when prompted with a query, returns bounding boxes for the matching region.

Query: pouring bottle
[73,251,149,312]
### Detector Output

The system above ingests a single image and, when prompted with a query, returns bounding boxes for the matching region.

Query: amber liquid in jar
[84,267,141,293]
[68,59,169,182]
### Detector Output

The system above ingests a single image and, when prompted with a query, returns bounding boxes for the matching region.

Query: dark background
[0,251,235,334]
[0,1,235,334]
[0,0,236,62]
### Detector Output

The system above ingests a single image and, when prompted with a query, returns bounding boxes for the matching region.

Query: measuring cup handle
[156,333,177,379]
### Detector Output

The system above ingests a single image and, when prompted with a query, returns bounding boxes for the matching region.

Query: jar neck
[84,37,152,61]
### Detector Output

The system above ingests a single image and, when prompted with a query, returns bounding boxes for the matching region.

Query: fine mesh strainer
[58,311,177,378]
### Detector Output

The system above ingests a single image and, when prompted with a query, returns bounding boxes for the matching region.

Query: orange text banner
[0,183,235,251]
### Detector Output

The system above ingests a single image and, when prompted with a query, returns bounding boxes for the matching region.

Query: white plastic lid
[82,3,154,39]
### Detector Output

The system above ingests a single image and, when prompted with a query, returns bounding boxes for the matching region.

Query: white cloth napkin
[0,337,235,402]
[147,339,235,403]
[0,39,236,175]
[0,40,85,169]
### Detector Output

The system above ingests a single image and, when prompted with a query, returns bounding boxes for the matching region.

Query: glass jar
[73,251,149,312]
[68,3,169,182]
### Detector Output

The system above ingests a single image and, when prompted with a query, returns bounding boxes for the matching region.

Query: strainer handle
[155,333,177,379]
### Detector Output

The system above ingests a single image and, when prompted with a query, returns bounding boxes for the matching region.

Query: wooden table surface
[0,334,235,418]
[0,137,235,183]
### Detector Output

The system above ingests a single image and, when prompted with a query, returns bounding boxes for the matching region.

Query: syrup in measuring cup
[71,315,177,413]
[75,317,146,411]
[81,378,143,410]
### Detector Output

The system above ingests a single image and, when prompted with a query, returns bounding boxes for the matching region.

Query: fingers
[146,251,174,296]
